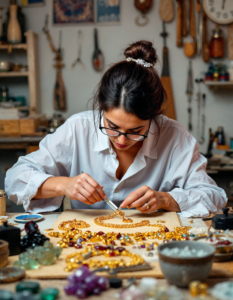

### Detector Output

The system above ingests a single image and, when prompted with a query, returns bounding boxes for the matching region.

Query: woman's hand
[62,173,107,205]
[120,186,180,213]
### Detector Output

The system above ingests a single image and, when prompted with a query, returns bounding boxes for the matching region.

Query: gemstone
[116,233,122,240]
[189,233,195,237]
[52,246,62,258]
[13,260,24,269]
[182,234,187,237]
[108,251,115,257]
[125,235,129,240]
[115,247,125,253]
[97,231,105,236]
[94,245,105,251]
[0,290,14,300]
[75,244,83,249]
[43,241,53,249]
[104,246,112,250]
[110,241,116,245]
[165,228,169,232]
[68,242,75,247]
[40,288,59,300]
[38,252,55,265]
[64,283,79,295]
[74,265,90,282]
[71,228,75,231]
[76,287,88,299]
[93,287,101,295]
[121,243,126,246]
[141,244,146,248]
[84,273,98,291]
[19,252,29,261]
[216,240,232,246]
[16,281,40,294]
[77,238,84,243]
[186,237,190,240]
[97,276,109,291]
[28,259,39,270]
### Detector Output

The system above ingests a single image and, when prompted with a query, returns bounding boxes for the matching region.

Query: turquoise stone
[40,288,59,300]
[28,259,39,270]
[38,252,55,265]
[182,234,187,237]
[52,246,62,258]
[125,235,129,240]
[0,290,14,300]
[43,241,53,249]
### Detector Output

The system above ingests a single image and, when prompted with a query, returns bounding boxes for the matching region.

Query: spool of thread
[0,190,6,216]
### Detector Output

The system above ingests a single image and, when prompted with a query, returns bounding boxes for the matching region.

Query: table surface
[0,212,231,299]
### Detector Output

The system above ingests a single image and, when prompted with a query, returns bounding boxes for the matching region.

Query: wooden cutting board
[7,210,233,279]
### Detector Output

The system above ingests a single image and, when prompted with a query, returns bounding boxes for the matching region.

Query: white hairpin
[126,57,153,68]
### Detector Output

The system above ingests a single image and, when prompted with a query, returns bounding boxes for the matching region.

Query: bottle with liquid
[210,25,224,58]
[7,0,22,44]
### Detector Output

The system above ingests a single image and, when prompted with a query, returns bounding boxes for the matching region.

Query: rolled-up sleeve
[167,135,227,218]
[5,120,74,213]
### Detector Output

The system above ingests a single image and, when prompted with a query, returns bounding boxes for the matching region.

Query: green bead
[34,246,45,253]
[28,259,39,270]
[189,233,195,237]
[52,246,62,258]
[43,241,53,249]
[40,288,59,300]
[13,260,24,269]
[19,252,29,261]
[0,289,14,300]
[38,252,55,265]
[27,249,37,260]
[16,281,40,294]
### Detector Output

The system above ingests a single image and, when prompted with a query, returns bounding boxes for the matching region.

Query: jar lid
[108,278,122,288]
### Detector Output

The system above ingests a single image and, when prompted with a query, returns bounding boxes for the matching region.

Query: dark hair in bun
[93,40,166,140]
[124,40,157,66]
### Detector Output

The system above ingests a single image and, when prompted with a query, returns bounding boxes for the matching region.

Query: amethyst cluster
[64,265,109,299]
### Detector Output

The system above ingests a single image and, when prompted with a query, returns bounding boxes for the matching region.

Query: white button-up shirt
[5,111,227,217]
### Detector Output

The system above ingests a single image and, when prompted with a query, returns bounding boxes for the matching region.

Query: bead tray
[7,210,233,279]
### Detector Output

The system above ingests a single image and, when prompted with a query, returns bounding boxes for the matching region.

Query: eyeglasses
[99,115,151,142]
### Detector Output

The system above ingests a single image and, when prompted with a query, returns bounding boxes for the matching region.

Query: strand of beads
[65,245,145,272]
[58,219,90,230]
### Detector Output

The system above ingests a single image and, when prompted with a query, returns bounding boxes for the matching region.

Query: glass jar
[210,26,224,58]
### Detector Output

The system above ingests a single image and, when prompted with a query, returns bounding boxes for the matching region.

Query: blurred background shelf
[0,71,29,77]
[205,81,233,89]
[0,43,27,51]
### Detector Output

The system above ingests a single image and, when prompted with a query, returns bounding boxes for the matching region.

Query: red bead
[121,242,126,246]
[71,228,75,231]
[94,245,105,251]
[110,241,116,245]
[165,228,169,232]
[186,237,189,240]
[68,242,75,247]
[116,247,125,253]
[109,251,115,257]
[216,240,232,246]
[104,246,112,250]
[116,233,122,240]
[75,244,83,249]
[97,231,105,236]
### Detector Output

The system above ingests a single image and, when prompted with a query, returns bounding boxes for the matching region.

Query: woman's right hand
[62,173,107,205]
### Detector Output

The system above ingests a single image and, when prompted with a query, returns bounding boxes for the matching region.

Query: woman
[5,41,227,217]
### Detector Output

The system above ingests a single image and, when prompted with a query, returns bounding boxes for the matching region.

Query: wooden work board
[7,210,233,279]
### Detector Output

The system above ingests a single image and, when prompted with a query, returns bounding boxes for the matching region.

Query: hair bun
[124,40,157,66]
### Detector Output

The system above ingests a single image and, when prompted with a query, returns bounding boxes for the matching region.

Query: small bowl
[158,241,215,287]
[0,61,12,72]
[193,234,233,253]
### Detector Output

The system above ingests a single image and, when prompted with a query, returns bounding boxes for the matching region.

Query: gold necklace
[65,246,145,272]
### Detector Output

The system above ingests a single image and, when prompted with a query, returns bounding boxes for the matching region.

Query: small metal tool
[93,263,152,275]
[104,198,120,212]
[72,30,85,69]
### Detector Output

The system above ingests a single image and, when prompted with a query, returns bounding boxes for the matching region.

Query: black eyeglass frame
[99,114,151,142]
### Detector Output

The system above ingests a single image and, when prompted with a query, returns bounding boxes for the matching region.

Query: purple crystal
[74,265,90,282]
[141,244,146,248]
[93,287,101,295]
[97,276,109,291]
[84,273,98,291]
[76,287,88,299]
[64,283,80,295]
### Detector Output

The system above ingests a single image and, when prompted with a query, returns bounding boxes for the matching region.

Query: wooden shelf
[0,43,27,50]
[205,81,233,89]
[0,106,30,110]
[0,72,29,77]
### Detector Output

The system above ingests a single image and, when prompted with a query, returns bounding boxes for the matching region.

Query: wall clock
[203,0,233,24]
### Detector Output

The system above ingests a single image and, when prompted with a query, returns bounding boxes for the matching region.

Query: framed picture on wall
[52,0,95,25]
[96,0,121,25]
[21,0,45,6]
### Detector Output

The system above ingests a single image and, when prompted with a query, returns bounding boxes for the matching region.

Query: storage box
[20,114,48,135]
[0,120,20,137]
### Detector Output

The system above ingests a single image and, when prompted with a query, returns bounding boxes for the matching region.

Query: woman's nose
[117,134,128,144]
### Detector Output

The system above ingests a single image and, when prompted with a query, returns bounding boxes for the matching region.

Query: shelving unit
[205,81,233,90]
[0,31,40,115]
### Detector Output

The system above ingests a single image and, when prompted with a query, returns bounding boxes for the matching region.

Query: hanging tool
[202,10,210,62]
[43,15,66,111]
[199,94,206,145]
[186,61,193,131]
[196,0,203,56]
[195,78,203,141]
[134,0,153,26]
[72,30,85,69]
[190,0,196,42]
[176,0,182,47]
[92,28,104,72]
[182,0,188,37]
[160,22,176,120]
[184,0,195,57]
[159,0,174,23]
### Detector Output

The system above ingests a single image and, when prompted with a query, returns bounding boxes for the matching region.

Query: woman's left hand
[120,186,180,213]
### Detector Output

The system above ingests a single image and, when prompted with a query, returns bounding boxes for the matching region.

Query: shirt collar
[93,115,157,159]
